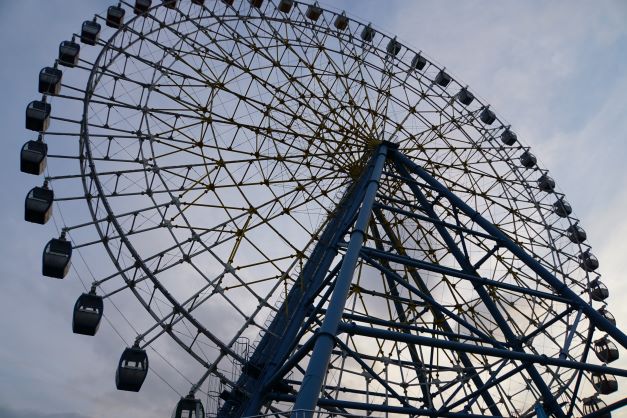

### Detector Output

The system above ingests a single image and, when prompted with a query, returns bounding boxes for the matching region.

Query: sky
[0,1,626,417]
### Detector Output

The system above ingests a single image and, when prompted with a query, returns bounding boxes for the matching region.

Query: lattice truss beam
[217,144,627,418]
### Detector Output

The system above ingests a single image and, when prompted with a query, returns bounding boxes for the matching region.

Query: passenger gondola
[20,138,48,175]
[172,394,205,418]
[411,53,426,71]
[361,24,375,42]
[25,185,53,224]
[598,306,616,326]
[435,70,451,87]
[80,20,101,45]
[334,13,348,31]
[520,151,537,169]
[580,251,599,272]
[106,5,125,28]
[457,87,474,105]
[480,107,496,125]
[163,0,178,9]
[537,174,555,192]
[501,128,517,145]
[306,4,322,21]
[582,396,611,418]
[38,67,63,95]
[58,40,80,67]
[134,0,152,15]
[552,198,572,217]
[42,236,72,279]
[593,336,619,364]
[591,372,618,395]
[566,225,587,244]
[386,38,401,57]
[25,100,51,132]
[277,0,293,13]
[72,291,104,336]
[588,278,608,301]
[116,345,149,391]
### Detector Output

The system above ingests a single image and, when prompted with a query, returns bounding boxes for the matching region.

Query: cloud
[0,405,91,418]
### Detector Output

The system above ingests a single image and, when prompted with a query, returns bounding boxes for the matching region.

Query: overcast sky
[0,1,626,417]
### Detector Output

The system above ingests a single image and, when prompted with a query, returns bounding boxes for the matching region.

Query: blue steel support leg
[393,156,564,417]
[291,143,389,416]
[392,149,627,349]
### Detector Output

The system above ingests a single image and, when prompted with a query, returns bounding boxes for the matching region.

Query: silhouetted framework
[19,0,626,416]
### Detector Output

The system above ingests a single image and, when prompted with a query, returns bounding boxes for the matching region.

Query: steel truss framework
[20,0,626,417]
[218,143,627,417]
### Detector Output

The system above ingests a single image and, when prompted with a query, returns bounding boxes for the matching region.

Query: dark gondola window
[411,54,426,71]
[361,25,375,42]
[588,278,608,301]
[593,336,619,364]
[566,225,587,244]
[552,198,572,217]
[386,39,401,57]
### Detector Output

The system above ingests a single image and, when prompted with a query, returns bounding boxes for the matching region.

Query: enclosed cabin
[591,372,618,395]
[277,0,293,13]
[21,139,48,175]
[106,5,125,28]
[42,237,72,279]
[172,395,205,418]
[411,54,427,71]
[435,70,451,87]
[567,225,587,244]
[163,0,178,9]
[26,101,51,132]
[457,87,474,106]
[582,396,611,418]
[594,336,619,364]
[334,13,348,31]
[306,4,322,21]
[537,174,555,192]
[116,346,149,391]
[58,40,80,67]
[361,24,375,42]
[38,67,63,95]
[80,20,101,45]
[386,38,401,57]
[588,278,608,301]
[501,128,517,146]
[598,307,616,326]
[520,151,537,169]
[553,198,572,217]
[480,107,496,125]
[580,251,599,272]
[134,0,152,15]
[73,292,104,336]
[25,186,53,224]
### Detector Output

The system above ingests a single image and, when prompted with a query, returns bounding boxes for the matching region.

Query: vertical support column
[291,143,389,416]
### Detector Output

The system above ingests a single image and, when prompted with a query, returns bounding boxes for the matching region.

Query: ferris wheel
[20,0,626,417]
